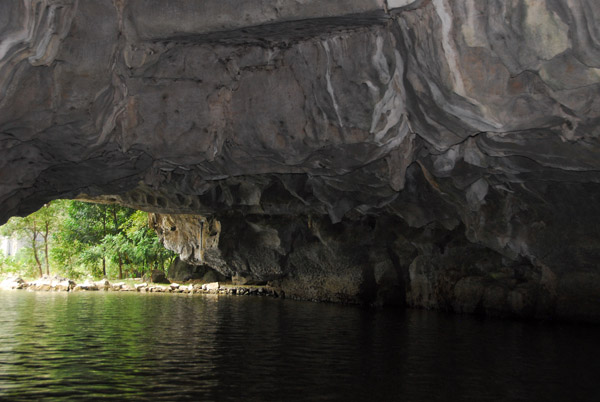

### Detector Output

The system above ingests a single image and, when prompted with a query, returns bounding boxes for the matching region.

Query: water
[0,291,598,401]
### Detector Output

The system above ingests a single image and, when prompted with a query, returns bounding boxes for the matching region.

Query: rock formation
[1,0,599,321]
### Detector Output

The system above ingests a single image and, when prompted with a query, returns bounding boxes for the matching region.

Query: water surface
[0,290,598,401]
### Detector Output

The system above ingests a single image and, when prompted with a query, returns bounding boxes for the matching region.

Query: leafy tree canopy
[0,200,176,279]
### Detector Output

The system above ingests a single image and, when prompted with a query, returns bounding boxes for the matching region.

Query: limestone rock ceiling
[1,1,600,318]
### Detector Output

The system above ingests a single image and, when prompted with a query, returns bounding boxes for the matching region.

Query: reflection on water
[0,291,599,401]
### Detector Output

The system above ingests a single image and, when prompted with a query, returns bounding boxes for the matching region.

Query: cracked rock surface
[1,0,599,321]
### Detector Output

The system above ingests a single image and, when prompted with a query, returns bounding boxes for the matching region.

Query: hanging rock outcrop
[1,0,599,320]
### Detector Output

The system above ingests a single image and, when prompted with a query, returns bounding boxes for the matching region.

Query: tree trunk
[31,221,43,278]
[102,207,107,277]
[43,220,50,276]
[112,206,123,279]
[118,254,123,279]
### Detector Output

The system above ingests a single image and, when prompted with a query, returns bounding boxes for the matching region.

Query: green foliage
[118,210,176,273]
[0,245,40,278]
[1,200,176,280]
[0,202,65,277]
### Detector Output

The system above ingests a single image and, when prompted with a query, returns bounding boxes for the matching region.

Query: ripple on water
[0,291,599,401]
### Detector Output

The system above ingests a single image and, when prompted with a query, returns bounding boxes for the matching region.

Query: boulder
[152,285,167,293]
[54,280,75,292]
[168,258,226,283]
[95,280,111,290]
[0,277,25,290]
[146,270,170,284]
[202,282,220,292]
[232,273,265,286]
[78,281,99,291]
[29,277,53,291]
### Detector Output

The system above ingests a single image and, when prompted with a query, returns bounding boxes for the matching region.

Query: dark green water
[0,290,599,401]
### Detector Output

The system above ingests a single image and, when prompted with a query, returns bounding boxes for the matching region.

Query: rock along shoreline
[0,276,284,299]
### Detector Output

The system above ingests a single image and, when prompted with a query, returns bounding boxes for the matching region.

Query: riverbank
[0,276,283,298]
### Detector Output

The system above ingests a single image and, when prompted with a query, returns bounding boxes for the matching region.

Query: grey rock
[76,281,99,291]
[151,285,167,293]
[167,257,226,283]
[28,278,54,291]
[54,280,75,292]
[203,282,220,292]
[0,277,25,290]
[148,270,170,284]
[1,1,599,321]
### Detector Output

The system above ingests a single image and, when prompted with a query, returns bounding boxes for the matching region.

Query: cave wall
[150,168,599,321]
[1,0,600,320]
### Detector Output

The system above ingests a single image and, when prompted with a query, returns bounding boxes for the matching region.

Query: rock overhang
[126,0,391,42]
[1,0,600,320]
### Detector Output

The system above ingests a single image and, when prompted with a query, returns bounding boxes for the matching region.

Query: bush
[0,249,36,278]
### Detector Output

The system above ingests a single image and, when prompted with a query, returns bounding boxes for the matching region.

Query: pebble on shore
[0,276,283,299]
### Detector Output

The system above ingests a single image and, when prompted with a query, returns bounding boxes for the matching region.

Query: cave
[1,0,600,323]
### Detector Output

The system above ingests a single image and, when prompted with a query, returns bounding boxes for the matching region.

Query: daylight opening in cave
[1,0,600,400]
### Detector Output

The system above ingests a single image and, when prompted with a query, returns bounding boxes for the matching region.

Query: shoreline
[0,276,283,299]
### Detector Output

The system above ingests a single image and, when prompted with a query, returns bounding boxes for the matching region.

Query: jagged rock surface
[1,0,599,320]
[167,257,227,283]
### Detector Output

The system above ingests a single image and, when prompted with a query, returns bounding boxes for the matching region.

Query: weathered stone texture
[1,0,599,320]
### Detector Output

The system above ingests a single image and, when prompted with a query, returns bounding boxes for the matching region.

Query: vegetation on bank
[0,200,176,280]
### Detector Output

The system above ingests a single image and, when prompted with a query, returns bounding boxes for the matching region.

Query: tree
[2,200,176,280]
[52,201,104,278]
[53,201,125,278]
[55,202,112,276]
[0,202,65,277]
[111,205,126,279]
[100,209,176,278]
[119,210,176,273]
